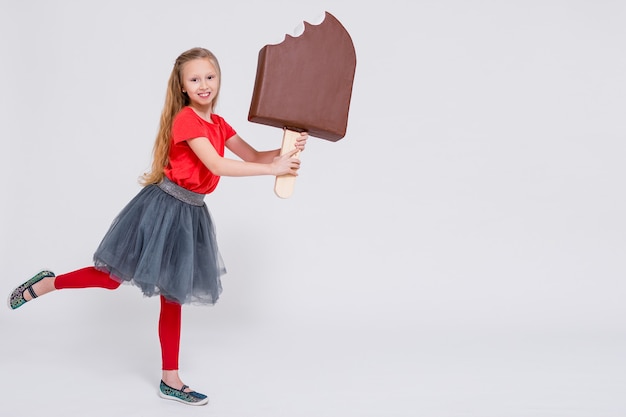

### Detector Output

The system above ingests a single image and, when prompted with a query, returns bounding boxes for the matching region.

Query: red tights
[54,267,181,370]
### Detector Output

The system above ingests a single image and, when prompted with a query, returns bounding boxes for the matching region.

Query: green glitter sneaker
[158,380,209,406]
[8,270,55,310]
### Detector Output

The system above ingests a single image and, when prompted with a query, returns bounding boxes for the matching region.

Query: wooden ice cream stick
[275,128,302,199]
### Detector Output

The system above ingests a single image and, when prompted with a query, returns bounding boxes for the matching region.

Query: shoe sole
[158,390,209,406]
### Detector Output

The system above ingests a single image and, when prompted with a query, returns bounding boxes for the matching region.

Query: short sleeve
[217,115,237,141]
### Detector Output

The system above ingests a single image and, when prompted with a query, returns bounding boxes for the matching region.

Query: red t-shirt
[164,107,236,194]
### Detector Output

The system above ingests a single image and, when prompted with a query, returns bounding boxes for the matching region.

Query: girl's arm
[225,134,280,163]
[225,133,308,163]
[187,136,301,177]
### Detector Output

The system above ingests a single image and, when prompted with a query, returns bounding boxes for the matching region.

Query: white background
[1,0,625,416]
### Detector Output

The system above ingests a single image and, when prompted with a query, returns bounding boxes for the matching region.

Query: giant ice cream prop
[248,11,357,198]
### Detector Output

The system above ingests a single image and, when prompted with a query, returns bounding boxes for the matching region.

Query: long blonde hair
[141,47,222,185]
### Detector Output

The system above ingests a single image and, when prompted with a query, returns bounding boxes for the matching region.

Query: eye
[190,78,198,82]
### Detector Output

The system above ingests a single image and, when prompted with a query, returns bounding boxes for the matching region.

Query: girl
[8,47,307,406]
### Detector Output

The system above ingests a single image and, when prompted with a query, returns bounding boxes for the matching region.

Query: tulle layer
[93,182,225,305]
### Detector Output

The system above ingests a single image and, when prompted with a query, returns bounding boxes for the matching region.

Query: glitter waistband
[157,177,205,206]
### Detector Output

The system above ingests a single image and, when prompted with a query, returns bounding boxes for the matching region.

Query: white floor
[3,287,625,417]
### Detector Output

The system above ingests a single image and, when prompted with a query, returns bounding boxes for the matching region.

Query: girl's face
[181,58,220,111]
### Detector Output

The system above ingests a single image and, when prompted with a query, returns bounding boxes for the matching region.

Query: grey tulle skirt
[93,177,225,305]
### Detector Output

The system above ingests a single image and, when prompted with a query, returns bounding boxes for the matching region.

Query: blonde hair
[141,47,222,185]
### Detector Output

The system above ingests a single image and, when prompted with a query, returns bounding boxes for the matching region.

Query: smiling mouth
[198,92,211,98]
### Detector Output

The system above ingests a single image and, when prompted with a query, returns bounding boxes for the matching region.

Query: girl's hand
[271,148,301,176]
[295,132,308,152]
